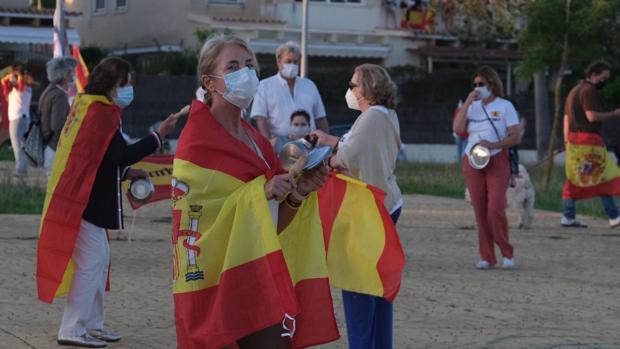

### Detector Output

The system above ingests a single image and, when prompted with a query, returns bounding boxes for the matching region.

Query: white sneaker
[88,329,121,342]
[610,216,620,228]
[58,333,107,347]
[475,260,492,269]
[560,216,588,228]
[502,257,516,269]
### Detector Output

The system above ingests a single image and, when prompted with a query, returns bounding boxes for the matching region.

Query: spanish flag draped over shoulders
[563,131,620,200]
[37,94,121,303]
[172,100,338,349]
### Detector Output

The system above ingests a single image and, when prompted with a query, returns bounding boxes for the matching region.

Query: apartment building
[64,0,484,69]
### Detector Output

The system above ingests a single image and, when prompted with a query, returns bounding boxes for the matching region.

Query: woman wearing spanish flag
[36,57,178,348]
[312,64,403,349]
[172,35,331,349]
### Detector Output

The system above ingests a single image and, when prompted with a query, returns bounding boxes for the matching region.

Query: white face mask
[290,125,310,138]
[475,86,492,100]
[211,67,259,109]
[345,88,360,111]
[281,64,299,79]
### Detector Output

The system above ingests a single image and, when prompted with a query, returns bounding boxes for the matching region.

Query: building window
[93,0,106,12]
[115,0,127,9]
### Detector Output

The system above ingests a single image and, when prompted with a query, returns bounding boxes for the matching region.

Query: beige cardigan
[335,107,403,212]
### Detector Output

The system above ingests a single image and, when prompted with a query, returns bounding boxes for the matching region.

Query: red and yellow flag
[72,45,89,93]
[563,132,620,200]
[318,173,405,302]
[36,94,120,303]
[172,101,338,349]
[122,155,173,209]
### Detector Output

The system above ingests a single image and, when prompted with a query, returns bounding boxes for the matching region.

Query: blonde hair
[354,64,398,109]
[473,66,504,98]
[197,34,258,105]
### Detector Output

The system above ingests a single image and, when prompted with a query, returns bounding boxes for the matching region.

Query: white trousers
[9,117,28,174]
[44,146,55,177]
[58,219,110,338]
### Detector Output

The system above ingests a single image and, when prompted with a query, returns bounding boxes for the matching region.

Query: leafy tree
[517,0,620,190]
[447,0,529,42]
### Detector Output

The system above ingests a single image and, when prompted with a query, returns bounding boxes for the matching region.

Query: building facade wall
[66,0,193,49]
[64,0,434,66]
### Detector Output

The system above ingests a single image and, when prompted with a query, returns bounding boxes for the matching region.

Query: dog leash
[525,147,565,171]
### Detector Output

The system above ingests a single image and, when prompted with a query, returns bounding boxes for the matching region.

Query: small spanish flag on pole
[72,45,89,93]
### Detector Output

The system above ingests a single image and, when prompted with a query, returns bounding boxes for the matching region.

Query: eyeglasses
[472,82,486,88]
[348,81,358,89]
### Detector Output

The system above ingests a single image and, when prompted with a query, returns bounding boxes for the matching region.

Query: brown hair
[354,64,398,109]
[85,56,132,97]
[197,35,258,106]
[473,66,504,98]
[585,60,611,78]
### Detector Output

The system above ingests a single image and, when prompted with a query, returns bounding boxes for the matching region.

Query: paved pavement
[1,192,620,349]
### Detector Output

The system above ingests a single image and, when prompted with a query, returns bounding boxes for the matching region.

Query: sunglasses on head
[348,81,358,89]
[472,82,486,88]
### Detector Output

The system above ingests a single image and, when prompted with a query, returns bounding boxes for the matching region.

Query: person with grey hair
[39,56,77,176]
[251,41,329,148]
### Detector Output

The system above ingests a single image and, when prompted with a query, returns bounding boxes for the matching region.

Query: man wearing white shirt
[251,41,329,144]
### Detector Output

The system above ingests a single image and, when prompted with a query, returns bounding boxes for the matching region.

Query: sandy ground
[2,186,620,349]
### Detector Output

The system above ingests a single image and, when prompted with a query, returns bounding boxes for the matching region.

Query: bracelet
[289,189,309,203]
[285,195,301,209]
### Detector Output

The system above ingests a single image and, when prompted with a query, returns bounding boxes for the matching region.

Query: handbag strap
[480,102,503,143]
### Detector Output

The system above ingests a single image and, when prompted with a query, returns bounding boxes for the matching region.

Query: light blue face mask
[210,67,259,109]
[114,85,134,108]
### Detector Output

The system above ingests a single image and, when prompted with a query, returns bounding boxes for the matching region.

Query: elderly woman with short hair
[312,63,403,349]
[39,56,77,176]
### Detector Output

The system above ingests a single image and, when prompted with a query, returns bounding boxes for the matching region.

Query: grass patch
[395,162,612,219]
[0,176,44,214]
[0,146,14,161]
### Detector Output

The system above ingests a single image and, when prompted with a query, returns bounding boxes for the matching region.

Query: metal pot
[468,143,491,170]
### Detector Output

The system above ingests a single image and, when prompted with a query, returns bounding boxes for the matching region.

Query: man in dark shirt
[561,60,620,228]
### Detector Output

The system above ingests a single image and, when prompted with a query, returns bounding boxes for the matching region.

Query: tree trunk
[534,70,551,161]
[542,0,571,191]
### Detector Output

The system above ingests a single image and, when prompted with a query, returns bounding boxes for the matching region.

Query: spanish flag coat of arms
[563,131,620,199]
[172,101,405,348]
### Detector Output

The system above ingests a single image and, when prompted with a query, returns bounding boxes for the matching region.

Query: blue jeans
[563,197,619,220]
[342,207,401,349]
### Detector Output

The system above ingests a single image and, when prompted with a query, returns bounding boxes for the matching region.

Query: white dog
[465,164,536,229]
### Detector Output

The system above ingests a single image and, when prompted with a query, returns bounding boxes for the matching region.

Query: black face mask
[595,79,608,90]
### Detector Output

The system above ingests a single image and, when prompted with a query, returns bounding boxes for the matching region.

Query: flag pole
[53,0,67,57]
[300,0,309,78]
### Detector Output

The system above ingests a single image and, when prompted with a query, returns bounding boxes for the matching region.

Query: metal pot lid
[469,143,491,170]
[130,178,154,201]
